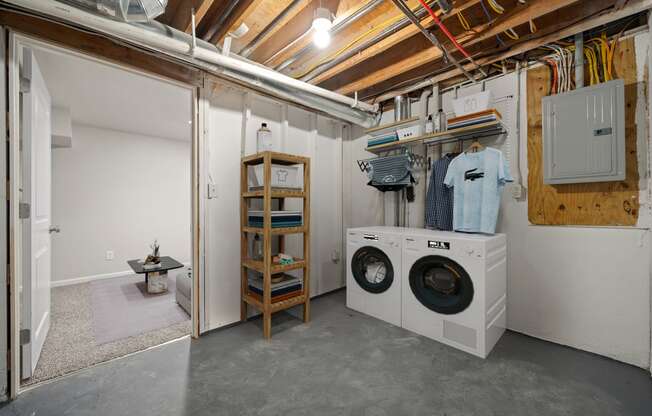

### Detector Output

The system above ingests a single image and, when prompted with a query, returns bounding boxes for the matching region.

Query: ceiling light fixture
[312,6,332,49]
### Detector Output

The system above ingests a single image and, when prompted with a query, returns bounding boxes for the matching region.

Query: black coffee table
[127,256,184,286]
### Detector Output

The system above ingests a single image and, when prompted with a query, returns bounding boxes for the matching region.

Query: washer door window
[351,246,394,293]
[409,255,474,314]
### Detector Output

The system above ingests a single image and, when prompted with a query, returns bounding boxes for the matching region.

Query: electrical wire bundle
[542,31,619,94]
[542,44,574,94]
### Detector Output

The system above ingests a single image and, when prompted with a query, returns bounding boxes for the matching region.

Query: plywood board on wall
[527,37,641,226]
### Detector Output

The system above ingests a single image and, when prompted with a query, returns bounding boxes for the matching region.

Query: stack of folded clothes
[248,210,303,228]
[447,109,502,130]
[248,273,303,301]
[367,132,398,147]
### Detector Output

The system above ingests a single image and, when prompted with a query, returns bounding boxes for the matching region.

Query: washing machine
[346,226,405,326]
[401,229,507,358]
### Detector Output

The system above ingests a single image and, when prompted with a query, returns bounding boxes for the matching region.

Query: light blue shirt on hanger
[443,147,512,234]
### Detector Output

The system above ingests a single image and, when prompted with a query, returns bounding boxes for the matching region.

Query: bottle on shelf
[437,109,447,132]
[425,114,434,134]
[256,123,274,152]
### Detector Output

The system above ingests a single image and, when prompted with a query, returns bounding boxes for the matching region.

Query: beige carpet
[24,281,191,386]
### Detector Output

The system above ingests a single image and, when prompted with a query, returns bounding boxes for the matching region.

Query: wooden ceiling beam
[202,0,263,45]
[169,0,216,33]
[235,0,313,56]
[334,0,582,96]
[250,0,347,66]
[361,0,638,101]
[272,0,410,73]
[305,0,482,84]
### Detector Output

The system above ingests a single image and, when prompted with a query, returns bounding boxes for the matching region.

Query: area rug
[90,274,189,345]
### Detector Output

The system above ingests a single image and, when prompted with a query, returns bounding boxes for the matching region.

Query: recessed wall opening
[14,39,195,387]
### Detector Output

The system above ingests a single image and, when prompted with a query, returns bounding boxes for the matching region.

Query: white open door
[20,48,52,380]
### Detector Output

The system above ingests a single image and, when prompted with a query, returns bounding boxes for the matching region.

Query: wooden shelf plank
[242,293,264,310]
[242,151,310,166]
[365,116,420,136]
[365,120,506,153]
[271,294,307,313]
[242,189,306,198]
[242,292,307,313]
[242,258,307,274]
[243,225,307,235]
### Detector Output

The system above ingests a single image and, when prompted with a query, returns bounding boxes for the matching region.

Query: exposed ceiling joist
[237,0,312,56]
[169,0,216,33]
[334,0,582,96]
[304,0,482,85]
[367,0,648,101]
[248,0,341,64]
[203,0,263,45]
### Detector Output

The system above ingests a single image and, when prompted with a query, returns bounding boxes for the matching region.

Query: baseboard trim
[50,270,134,287]
[51,262,192,288]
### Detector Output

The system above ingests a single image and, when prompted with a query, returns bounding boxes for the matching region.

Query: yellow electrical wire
[487,0,505,14]
[584,47,600,85]
[588,36,611,81]
[504,28,519,40]
[529,19,537,34]
[457,11,471,31]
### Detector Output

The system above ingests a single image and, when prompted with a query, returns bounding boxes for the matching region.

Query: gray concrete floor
[1,290,651,416]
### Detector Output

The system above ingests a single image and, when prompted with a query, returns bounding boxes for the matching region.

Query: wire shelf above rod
[364,120,507,154]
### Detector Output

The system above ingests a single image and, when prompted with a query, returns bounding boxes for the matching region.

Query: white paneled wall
[202,83,345,332]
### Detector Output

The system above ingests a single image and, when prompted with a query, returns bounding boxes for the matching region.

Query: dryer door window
[409,255,474,314]
[351,246,394,293]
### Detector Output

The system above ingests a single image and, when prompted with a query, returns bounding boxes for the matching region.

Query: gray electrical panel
[542,79,625,184]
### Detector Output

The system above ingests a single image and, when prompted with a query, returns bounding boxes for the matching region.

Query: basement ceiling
[33,48,193,141]
[157,0,637,102]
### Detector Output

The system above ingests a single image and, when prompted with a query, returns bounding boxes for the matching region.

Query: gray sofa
[176,267,192,315]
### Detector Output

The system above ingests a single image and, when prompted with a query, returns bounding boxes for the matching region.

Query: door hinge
[19,329,30,346]
[19,76,30,94]
[19,202,30,219]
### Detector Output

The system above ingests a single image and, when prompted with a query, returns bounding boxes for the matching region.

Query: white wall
[346,32,651,369]
[202,83,345,332]
[51,124,191,285]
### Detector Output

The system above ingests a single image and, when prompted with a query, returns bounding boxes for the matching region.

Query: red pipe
[416,0,472,59]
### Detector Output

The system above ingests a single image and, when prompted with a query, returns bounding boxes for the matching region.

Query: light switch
[208,183,217,199]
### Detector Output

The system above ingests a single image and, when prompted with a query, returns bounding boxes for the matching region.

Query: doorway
[8,34,199,390]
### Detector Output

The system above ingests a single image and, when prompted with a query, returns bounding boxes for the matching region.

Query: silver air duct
[67,0,168,22]
[3,0,379,127]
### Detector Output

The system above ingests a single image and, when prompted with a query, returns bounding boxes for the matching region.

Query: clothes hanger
[465,138,484,153]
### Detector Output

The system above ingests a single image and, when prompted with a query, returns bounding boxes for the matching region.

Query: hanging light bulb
[312,6,332,49]
[313,30,331,49]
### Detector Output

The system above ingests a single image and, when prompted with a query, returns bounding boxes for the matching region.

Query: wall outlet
[105,250,114,261]
[510,184,524,200]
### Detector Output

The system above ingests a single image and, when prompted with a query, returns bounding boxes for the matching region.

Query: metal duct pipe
[394,95,410,121]
[65,0,168,22]
[3,0,378,127]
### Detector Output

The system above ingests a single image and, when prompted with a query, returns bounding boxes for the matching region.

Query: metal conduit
[202,0,240,42]
[3,0,379,127]
[301,7,430,82]
[274,0,385,72]
[239,0,304,58]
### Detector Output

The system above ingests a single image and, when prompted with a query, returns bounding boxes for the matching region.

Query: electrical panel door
[542,79,625,184]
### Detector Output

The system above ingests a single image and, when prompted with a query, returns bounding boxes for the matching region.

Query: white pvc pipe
[3,0,378,122]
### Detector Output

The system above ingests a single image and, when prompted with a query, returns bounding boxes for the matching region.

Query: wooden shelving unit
[240,151,310,339]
